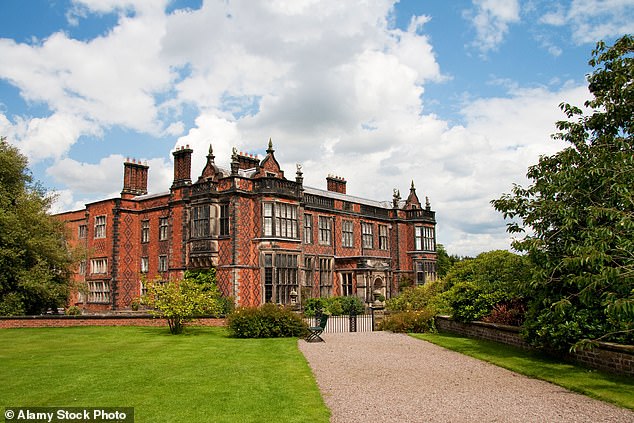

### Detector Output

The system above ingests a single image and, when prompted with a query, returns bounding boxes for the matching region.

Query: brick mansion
[57,140,437,311]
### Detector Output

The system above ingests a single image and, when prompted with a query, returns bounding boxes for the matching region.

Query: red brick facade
[56,141,437,311]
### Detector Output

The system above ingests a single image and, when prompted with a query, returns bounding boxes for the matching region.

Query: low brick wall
[0,315,226,329]
[435,316,532,349]
[435,316,634,377]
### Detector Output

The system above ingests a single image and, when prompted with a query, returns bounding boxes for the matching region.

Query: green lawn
[412,332,634,410]
[0,326,330,423]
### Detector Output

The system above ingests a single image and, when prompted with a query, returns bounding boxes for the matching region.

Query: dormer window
[266,172,276,177]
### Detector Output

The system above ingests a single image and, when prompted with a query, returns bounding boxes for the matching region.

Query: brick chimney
[121,159,149,198]
[236,151,260,170]
[326,174,346,194]
[172,145,193,188]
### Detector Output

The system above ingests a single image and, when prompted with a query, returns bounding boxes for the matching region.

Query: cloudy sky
[0,0,632,256]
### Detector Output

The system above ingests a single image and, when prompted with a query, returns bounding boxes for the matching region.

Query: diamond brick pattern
[56,143,437,311]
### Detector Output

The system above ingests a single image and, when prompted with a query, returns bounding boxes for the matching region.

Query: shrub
[398,276,414,290]
[303,298,326,317]
[324,297,343,316]
[336,296,365,315]
[303,296,365,316]
[130,297,141,311]
[446,282,509,323]
[482,299,526,326]
[379,309,436,333]
[143,274,224,334]
[227,303,308,338]
[0,292,25,316]
[386,280,446,313]
[64,305,81,316]
[218,295,235,316]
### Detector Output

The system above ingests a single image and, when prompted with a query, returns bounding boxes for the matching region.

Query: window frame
[319,257,333,297]
[318,216,332,246]
[415,226,435,251]
[341,272,353,296]
[140,256,149,273]
[88,281,110,303]
[141,220,150,243]
[378,224,389,250]
[90,258,108,274]
[94,215,106,239]
[158,255,168,273]
[342,220,354,248]
[191,205,210,238]
[304,256,314,287]
[304,214,313,244]
[262,252,300,305]
[78,224,87,239]
[361,222,374,249]
[262,202,299,239]
[159,217,169,241]
[220,203,230,236]
[415,260,437,285]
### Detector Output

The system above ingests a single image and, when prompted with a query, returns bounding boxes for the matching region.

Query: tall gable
[254,138,284,179]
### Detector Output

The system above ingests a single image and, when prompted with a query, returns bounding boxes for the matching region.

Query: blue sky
[0,0,632,256]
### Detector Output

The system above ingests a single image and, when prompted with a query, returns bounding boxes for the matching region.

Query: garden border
[0,314,226,329]
[435,315,634,377]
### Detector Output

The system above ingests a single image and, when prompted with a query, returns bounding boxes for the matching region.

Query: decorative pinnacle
[411,180,415,190]
[267,138,274,154]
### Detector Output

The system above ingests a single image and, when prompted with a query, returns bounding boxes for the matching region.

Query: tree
[436,244,461,278]
[0,138,75,315]
[443,250,533,294]
[143,269,224,334]
[442,250,533,323]
[492,35,634,351]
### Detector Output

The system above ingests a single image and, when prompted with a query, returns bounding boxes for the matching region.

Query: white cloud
[0,1,605,257]
[0,112,99,162]
[46,153,173,202]
[46,154,127,194]
[0,3,173,159]
[465,0,520,55]
[540,0,634,44]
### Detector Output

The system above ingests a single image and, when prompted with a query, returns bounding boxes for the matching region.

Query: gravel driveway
[299,331,634,423]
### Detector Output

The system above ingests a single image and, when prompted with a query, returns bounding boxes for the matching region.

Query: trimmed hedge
[227,304,308,338]
[379,309,436,333]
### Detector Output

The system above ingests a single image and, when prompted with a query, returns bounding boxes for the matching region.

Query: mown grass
[412,332,634,410]
[0,326,329,423]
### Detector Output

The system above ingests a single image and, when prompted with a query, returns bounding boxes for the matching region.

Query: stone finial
[295,163,304,186]
[267,138,274,154]
[392,188,401,208]
[426,196,431,210]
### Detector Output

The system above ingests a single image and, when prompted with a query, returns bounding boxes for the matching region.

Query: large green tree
[0,138,75,315]
[443,250,533,323]
[492,35,634,351]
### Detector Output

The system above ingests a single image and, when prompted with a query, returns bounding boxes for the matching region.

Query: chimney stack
[172,145,193,188]
[326,174,346,194]
[121,159,149,198]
